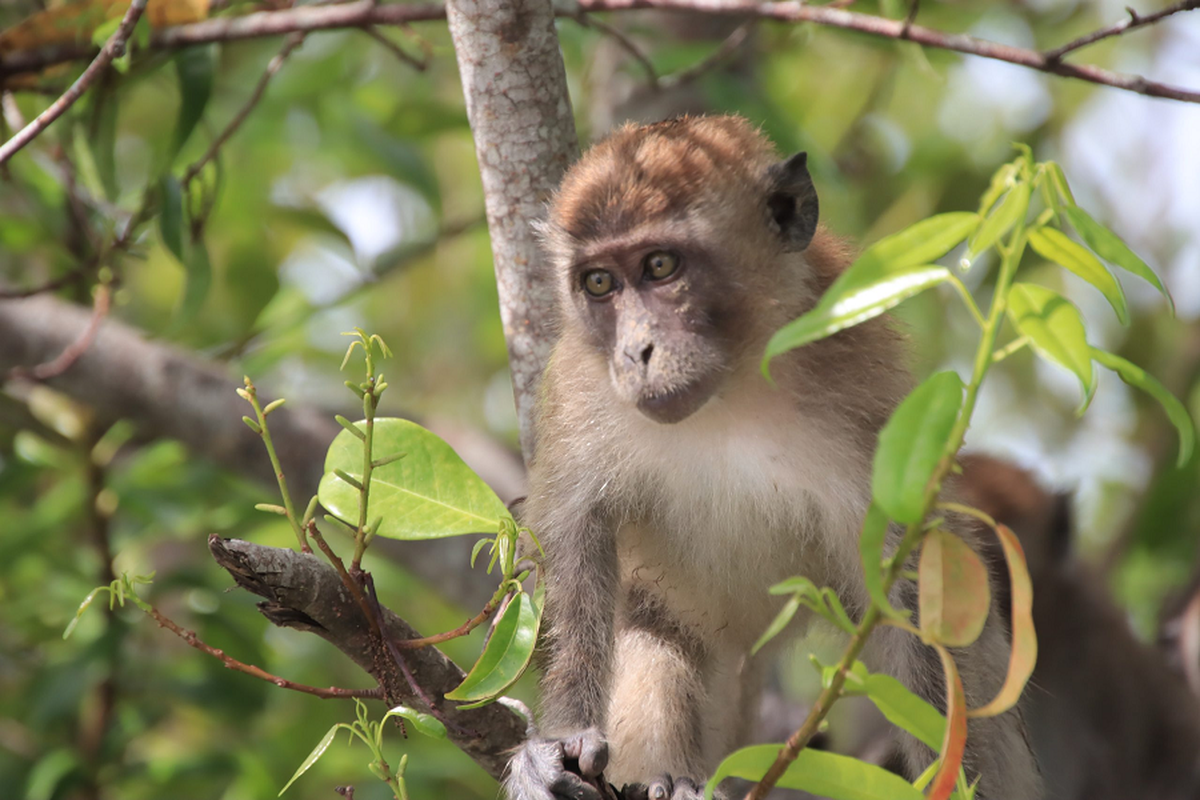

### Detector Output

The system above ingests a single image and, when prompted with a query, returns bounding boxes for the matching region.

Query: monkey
[504,115,1042,800]
[958,454,1200,800]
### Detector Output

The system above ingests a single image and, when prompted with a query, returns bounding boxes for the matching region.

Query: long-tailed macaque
[959,455,1200,800]
[506,116,1041,800]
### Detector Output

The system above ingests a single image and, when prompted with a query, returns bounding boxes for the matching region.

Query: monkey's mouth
[636,379,716,424]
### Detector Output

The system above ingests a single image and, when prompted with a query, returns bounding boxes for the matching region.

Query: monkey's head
[543,116,820,424]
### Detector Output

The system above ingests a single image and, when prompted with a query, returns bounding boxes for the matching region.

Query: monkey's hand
[622,775,707,800]
[504,728,616,800]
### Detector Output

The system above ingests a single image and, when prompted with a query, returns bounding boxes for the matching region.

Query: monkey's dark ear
[766,152,819,252]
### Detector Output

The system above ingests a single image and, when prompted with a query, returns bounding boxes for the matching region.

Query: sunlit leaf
[752,595,802,655]
[859,504,908,620]
[861,212,980,271]
[919,530,990,648]
[1006,283,1094,411]
[446,591,539,703]
[704,744,924,800]
[382,705,447,739]
[966,182,1031,262]
[1091,349,1195,468]
[319,418,511,539]
[967,524,1036,718]
[1044,161,1075,207]
[278,724,340,795]
[865,673,946,751]
[977,162,1017,218]
[873,371,964,523]
[928,645,967,800]
[1063,206,1173,314]
[764,266,950,367]
[1028,226,1128,325]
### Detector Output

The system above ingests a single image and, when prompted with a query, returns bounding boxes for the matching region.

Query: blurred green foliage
[1,0,1198,797]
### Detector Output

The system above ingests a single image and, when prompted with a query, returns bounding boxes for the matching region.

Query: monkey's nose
[624,343,654,367]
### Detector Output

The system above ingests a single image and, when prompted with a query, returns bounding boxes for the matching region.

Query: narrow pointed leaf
[752,595,802,655]
[873,371,964,523]
[704,745,924,800]
[279,724,340,795]
[765,266,951,366]
[1028,227,1128,325]
[919,530,990,648]
[382,705,447,740]
[969,524,1037,718]
[1006,283,1094,411]
[170,45,215,163]
[175,236,212,325]
[977,163,1017,218]
[861,212,981,271]
[446,591,539,702]
[1063,206,1173,314]
[1091,348,1195,467]
[319,418,511,539]
[1044,161,1075,207]
[865,673,946,751]
[967,182,1031,261]
[928,645,967,800]
[159,176,185,265]
[859,504,908,620]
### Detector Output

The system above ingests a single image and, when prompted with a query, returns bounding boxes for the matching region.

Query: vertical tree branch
[444,0,580,460]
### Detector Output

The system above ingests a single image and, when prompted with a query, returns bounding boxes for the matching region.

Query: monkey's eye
[582,269,616,298]
[643,251,680,281]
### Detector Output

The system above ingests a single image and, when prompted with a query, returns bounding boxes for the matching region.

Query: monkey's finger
[668,776,703,800]
[620,783,650,800]
[561,728,609,776]
[549,771,604,800]
[646,775,675,800]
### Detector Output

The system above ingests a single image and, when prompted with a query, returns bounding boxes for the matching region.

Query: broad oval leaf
[445,591,539,703]
[919,530,990,648]
[865,673,946,751]
[382,705,447,739]
[1006,283,1094,412]
[764,266,951,367]
[1091,348,1195,468]
[969,524,1037,718]
[704,744,924,800]
[966,182,1031,262]
[1028,226,1128,325]
[861,212,981,271]
[279,724,340,796]
[319,418,510,539]
[859,504,908,620]
[1064,206,1173,314]
[928,645,967,800]
[873,371,964,524]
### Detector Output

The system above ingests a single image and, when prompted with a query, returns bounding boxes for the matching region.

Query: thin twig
[8,283,111,381]
[0,0,149,164]
[0,270,90,300]
[181,32,305,186]
[145,604,382,699]
[576,15,660,87]
[1045,0,1200,61]
[657,21,752,90]
[361,26,428,71]
[396,586,505,649]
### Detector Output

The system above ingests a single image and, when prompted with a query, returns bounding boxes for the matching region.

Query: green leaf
[159,176,185,264]
[1044,161,1075,207]
[1006,283,1094,412]
[87,85,119,201]
[1063,206,1173,314]
[319,418,511,539]
[859,504,907,620]
[382,705,447,739]
[705,745,923,800]
[751,595,801,655]
[861,212,981,271]
[864,673,946,751]
[977,162,1017,218]
[764,266,951,366]
[91,17,122,48]
[1027,226,1128,325]
[872,371,964,523]
[170,45,216,164]
[279,724,340,795]
[966,182,1031,262]
[174,235,212,325]
[1091,348,1195,467]
[918,530,991,648]
[446,591,539,702]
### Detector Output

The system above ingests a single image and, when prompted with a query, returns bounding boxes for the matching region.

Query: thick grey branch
[445,0,579,459]
[208,536,527,780]
[0,295,525,608]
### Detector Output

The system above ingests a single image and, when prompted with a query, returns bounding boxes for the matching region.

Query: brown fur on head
[540,115,826,425]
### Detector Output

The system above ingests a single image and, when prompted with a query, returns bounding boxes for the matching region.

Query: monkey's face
[570,240,734,424]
